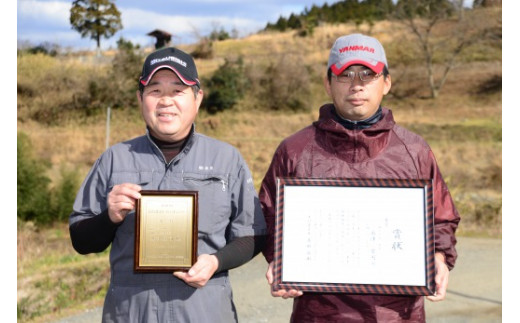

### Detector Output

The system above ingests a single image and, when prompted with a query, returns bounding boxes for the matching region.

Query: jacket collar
[145,124,196,164]
[332,106,383,130]
[312,104,395,162]
[314,104,395,135]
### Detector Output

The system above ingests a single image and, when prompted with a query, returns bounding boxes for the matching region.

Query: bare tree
[394,0,477,98]
[189,25,214,59]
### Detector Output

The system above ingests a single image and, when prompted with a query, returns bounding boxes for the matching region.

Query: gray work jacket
[70,127,266,322]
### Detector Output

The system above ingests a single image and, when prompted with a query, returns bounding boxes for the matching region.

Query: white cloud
[18,29,95,49]
[17,0,71,28]
[22,30,82,43]
[121,8,263,35]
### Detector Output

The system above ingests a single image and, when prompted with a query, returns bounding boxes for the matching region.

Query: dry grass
[17,222,109,322]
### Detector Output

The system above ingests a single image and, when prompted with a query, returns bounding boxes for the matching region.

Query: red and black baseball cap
[139,47,200,87]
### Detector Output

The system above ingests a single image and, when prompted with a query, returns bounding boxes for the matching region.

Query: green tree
[51,167,81,222]
[287,14,303,29]
[70,0,123,51]
[265,16,288,31]
[17,132,52,224]
[303,4,326,24]
[209,27,231,41]
[264,0,396,33]
[365,0,396,19]
[72,37,144,112]
[18,132,82,225]
[110,37,144,108]
[202,58,248,114]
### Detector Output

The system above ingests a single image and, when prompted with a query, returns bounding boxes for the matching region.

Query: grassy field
[17,10,501,322]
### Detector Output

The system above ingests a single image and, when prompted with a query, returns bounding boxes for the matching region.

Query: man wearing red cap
[70,47,266,322]
[259,34,460,322]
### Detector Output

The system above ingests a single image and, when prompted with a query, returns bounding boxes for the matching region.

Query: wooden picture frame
[272,178,435,296]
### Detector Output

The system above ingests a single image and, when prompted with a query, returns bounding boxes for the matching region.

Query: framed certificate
[272,178,435,296]
[134,190,198,273]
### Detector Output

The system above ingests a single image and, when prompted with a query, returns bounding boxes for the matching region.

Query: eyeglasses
[333,70,383,83]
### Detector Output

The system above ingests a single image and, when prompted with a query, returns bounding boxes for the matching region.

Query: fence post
[106,106,111,150]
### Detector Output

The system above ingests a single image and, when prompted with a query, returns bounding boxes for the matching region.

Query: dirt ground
[53,236,502,323]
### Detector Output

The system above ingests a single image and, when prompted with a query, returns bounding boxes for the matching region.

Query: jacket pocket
[109,171,153,189]
[182,172,230,235]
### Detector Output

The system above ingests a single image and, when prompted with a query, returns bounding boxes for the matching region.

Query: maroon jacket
[259,104,460,322]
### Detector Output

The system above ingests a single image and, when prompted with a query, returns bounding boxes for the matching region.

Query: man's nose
[158,95,175,106]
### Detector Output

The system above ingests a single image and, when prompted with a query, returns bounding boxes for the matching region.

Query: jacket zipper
[182,175,227,192]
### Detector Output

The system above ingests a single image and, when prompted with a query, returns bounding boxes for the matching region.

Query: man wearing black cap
[259,34,460,321]
[69,47,266,322]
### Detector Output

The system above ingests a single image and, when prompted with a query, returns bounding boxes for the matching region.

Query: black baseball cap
[139,47,200,87]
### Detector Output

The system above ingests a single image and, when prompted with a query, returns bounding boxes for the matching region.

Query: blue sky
[17,0,345,50]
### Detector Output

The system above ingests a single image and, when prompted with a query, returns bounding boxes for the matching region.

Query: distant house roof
[147,29,172,49]
[147,29,172,39]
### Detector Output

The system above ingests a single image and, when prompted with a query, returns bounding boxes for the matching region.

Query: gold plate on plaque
[134,190,198,272]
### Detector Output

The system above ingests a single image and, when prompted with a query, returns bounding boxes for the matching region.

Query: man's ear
[383,74,392,95]
[323,75,332,97]
[195,89,204,112]
[136,90,142,106]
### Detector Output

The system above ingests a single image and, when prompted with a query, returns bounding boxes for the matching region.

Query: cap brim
[140,65,199,86]
[331,59,385,75]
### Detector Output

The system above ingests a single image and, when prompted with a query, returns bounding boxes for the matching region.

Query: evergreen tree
[365,0,396,20]
[287,14,303,29]
[275,16,288,31]
[70,0,123,51]
[202,58,248,114]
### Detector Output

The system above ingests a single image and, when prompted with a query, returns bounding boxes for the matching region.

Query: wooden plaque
[134,190,198,272]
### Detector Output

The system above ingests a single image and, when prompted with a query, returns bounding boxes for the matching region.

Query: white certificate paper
[281,185,427,287]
